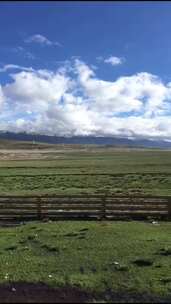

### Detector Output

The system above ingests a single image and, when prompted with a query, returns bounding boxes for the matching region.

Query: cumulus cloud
[3,69,71,117]
[74,60,170,115]
[25,34,62,47]
[1,59,171,140]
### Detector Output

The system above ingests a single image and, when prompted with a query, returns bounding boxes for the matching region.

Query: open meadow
[0,143,170,302]
[1,145,171,196]
[0,220,170,303]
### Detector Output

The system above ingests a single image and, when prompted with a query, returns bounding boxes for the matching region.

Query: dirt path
[0,282,170,303]
[0,283,91,303]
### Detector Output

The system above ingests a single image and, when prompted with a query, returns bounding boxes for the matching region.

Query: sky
[1,1,171,140]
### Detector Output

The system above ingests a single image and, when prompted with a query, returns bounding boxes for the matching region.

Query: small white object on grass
[152,221,159,225]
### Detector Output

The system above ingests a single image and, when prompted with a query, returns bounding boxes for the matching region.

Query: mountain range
[0,131,171,148]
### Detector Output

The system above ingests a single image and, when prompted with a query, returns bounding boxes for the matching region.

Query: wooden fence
[0,195,170,221]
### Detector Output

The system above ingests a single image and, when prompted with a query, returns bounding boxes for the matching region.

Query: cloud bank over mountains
[0,58,171,141]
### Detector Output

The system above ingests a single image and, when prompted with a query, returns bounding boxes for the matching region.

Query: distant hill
[0,131,171,149]
[0,138,55,150]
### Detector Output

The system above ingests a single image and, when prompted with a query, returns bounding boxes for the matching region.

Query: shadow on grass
[0,282,170,303]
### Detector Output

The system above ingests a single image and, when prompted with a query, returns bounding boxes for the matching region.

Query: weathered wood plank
[105,210,168,215]
[106,204,168,211]
[0,194,169,199]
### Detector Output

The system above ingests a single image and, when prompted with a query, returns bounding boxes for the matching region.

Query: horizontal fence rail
[0,195,170,221]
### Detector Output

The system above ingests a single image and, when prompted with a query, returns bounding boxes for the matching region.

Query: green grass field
[0,145,171,302]
[0,220,171,302]
[1,148,171,196]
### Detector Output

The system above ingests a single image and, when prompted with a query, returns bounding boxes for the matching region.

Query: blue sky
[1,2,171,78]
[0,2,171,140]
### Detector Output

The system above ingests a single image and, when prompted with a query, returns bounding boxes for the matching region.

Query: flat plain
[0,145,171,196]
[0,142,170,303]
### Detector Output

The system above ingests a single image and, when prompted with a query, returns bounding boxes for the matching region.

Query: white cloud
[3,69,71,115]
[104,56,124,65]
[75,60,143,113]
[0,59,171,140]
[0,64,35,73]
[25,34,62,47]
[97,55,124,65]
[0,85,4,107]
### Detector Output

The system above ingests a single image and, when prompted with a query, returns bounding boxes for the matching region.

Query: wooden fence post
[101,196,106,220]
[167,197,171,220]
[37,198,42,220]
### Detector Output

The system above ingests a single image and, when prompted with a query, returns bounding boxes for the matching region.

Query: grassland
[0,143,171,302]
[0,220,170,302]
[1,147,171,196]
